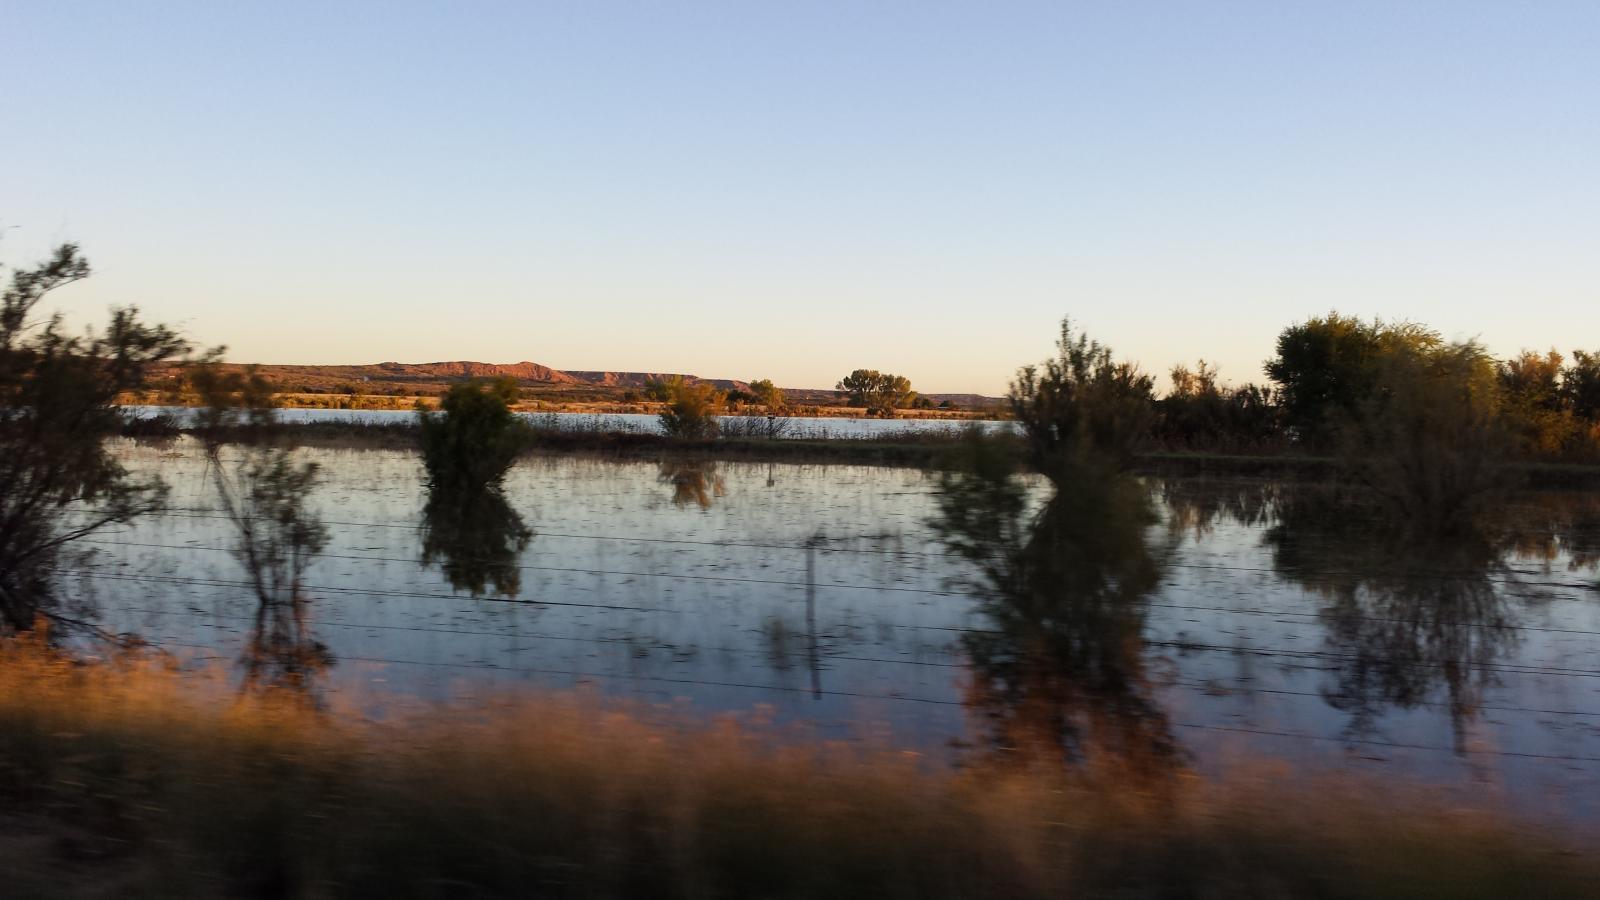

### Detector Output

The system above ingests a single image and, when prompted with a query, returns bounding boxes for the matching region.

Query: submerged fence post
[806,532,822,699]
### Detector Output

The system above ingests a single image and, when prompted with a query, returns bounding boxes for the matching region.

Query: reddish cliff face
[562,371,752,392]
[372,361,580,383]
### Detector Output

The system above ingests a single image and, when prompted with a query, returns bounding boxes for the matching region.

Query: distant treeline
[1137,313,1600,460]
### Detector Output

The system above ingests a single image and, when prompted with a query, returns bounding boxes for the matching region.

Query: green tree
[0,244,190,633]
[1009,317,1155,480]
[1265,314,1441,447]
[419,377,529,494]
[1563,349,1600,422]
[1343,339,1508,536]
[658,376,724,439]
[836,369,915,417]
[748,378,786,410]
[641,378,672,402]
[1499,349,1573,457]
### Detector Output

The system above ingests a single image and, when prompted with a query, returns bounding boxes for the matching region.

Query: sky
[3,2,1597,395]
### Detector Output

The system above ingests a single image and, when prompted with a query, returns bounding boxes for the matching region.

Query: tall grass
[0,641,1594,898]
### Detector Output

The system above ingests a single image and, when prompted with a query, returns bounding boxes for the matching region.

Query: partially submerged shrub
[419,377,530,493]
[1154,360,1282,452]
[190,361,332,695]
[657,376,724,439]
[1340,339,1510,536]
[1009,317,1155,480]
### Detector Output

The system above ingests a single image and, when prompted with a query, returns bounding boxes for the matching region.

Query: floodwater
[123,405,1016,439]
[65,439,1600,822]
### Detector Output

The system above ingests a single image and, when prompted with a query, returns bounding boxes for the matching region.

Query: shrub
[1341,340,1509,536]
[748,378,786,410]
[1009,317,1154,480]
[0,244,190,632]
[657,376,724,439]
[419,377,530,493]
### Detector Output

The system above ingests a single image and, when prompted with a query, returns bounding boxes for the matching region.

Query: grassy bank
[0,642,1594,899]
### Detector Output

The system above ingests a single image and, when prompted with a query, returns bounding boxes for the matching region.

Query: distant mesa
[232,360,753,393]
[185,360,999,407]
[373,361,578,383]
[562,371,752,392]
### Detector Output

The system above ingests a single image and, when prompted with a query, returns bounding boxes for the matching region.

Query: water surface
[69,439,1600,822]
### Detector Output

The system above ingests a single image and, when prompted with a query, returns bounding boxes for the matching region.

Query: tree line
[1153,312,1600,461]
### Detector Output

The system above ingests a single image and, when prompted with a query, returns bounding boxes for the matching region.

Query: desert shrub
[748,377,786,410]
[1498,349,1575,458]
[1154,360,1282,452]
[419,377,530,493]
[718,414,795,440]
[1009,317,1154,480]
[0,244,190,633]
[658,376,724,439]
[1341,340,1509,536]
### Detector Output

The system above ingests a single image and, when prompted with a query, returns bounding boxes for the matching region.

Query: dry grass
[0,640,1593,899]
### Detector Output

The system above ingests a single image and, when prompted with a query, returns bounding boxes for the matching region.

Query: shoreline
[118,415,1600,488]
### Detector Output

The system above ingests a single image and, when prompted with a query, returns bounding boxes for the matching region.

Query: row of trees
[1142,313,1600,462]
[995,313,1598,535]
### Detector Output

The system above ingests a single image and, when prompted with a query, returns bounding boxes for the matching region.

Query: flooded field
[66,439,1600,823]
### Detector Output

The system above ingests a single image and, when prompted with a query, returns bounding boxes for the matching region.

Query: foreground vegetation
[0,642,1594,900]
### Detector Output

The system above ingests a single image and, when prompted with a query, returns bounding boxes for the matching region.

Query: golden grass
[0,640,1594,899]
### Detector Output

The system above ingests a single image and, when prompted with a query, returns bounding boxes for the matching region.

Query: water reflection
[211,451,334,699]
[1501,493,1600,574]
[1157,478,1280,539]
[1263,489,1517,749]
[240,596,334,697]
[78,443,1600,820]
[420,486,534,599]
[935,450,1178,773]
[658,459,725,509]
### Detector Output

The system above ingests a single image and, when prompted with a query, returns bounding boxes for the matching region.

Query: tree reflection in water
[934,436,1178,774]
[1158,478,1600,753]
[227,462,334,699]
[191,365,334,701]
[658,459,725,510]
[420,485,533,599]
[1264,487,1520,750]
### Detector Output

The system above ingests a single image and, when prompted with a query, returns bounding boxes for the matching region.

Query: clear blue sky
[3,2,1596,394]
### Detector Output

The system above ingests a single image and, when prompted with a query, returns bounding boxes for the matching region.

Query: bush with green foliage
[1498,349,1575,458]
[1342,339,1509,536]
[747,378,786,410]
[1009,317,1155,479]
[419,377,530,493]
[1265,314,1443,448]
[657,376,724,439]
[1154,360,1281,452]
[641,378,672,402]
[1564,350,1600,421]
